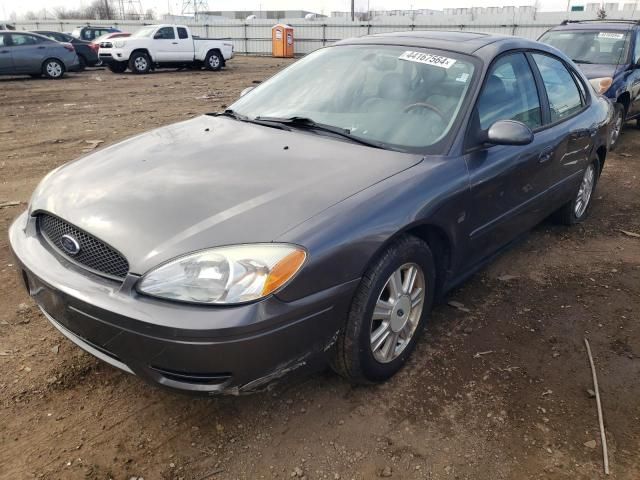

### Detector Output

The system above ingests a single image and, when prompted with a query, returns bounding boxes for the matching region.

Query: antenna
[181,0,209,18]
[118,0,144,20]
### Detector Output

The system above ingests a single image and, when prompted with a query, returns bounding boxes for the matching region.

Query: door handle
[37,46,46,49]
[538,147,554,163]
[0,50,8,53]
[172,42,178,44]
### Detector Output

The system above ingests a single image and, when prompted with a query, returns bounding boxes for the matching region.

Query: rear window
[177,27,188,39]
[539,29,630,65]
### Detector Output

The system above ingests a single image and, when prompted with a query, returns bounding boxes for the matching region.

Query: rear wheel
[42,58,64,79]
[609,103,624,150]
[554,156,599,225]
[205,50,223,71]
[108,62,127,73]
[129,52,151,74]
[331,235,435,384]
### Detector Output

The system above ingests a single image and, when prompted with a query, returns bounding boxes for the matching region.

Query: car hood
[575,63,622,80]
[30,115,422,274]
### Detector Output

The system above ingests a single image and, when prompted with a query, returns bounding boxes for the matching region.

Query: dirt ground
[1,56,639,480]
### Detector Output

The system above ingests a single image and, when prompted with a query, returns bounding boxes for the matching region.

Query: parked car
[0,22,16,30]
[0,31,79,78]
[10,31,612,394]
[98,24,233,73]
[33,30,99,69]
[71,25,120,42]
[539,20,640,149]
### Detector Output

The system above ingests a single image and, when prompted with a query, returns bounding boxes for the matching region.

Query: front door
[153,26,178,62]
[463,52,554,266]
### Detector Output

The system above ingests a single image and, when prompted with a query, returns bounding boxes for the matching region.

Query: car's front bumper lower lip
[9,211,357,394]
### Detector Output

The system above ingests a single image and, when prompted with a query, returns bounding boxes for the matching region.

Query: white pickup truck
[99,24,234,74]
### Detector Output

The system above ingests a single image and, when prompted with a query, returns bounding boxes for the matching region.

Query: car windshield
[229,45,477,152]
[132,26,156,38]
[540,30,631,65]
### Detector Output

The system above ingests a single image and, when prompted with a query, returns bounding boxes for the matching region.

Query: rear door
[0,33,14,73]
[529,52,594,206]
[9,33,49,73]
[463,52,552,265]
[174,27,194,61]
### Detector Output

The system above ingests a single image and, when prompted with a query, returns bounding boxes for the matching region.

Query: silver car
[0,31,79,79]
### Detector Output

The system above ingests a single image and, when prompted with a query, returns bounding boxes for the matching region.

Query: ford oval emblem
[60,234,81,255]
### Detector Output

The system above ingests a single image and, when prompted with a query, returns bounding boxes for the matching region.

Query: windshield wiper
[572,59,595,64]
[254,116,385,149]
[212,109,292,131]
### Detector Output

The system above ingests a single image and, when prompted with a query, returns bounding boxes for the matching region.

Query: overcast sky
[2,0,571,18]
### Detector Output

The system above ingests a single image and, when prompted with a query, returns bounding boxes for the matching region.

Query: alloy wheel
[209,55,220,68]
[46,61,62,78]
[370,263,425,363]
[574,163,595,218]
[134,56,148,72]
[611,109,623,146]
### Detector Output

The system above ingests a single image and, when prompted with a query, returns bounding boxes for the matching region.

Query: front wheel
[205,50,223,71]
[129,52,151,74]
[42,58,64,79]
[609,103,624,150]
[331,235,435,384]
[554,157,599,225]
[108,62,127,73]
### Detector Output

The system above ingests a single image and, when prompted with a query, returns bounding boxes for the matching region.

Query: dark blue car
[539,20,640,149]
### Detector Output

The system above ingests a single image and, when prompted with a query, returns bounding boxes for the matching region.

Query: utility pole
[351,0,355,21]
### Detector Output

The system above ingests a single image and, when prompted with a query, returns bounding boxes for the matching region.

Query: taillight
[90,43,99,52]
[63,43,75,52]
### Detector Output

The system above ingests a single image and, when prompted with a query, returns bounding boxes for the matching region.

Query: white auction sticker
[597,32,624,40]
[398,51,457,69]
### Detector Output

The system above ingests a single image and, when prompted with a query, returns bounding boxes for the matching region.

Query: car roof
[336,30,545,57]
[548,20,639,31]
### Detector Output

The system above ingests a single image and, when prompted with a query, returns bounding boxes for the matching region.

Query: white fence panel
[13,8,640,56]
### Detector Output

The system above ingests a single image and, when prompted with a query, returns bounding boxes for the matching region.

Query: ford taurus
[9,31,612,394]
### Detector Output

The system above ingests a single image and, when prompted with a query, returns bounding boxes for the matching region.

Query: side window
[635,30,640,64]
[476,53,542,130]
[10,34,39,46]
[154,27,175,40]
[177,27,188,39]
[532,53,584,123]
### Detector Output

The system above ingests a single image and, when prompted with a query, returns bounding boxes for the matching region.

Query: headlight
[137,244,307,305]
[113,40,125,48]
[589,77,613,94]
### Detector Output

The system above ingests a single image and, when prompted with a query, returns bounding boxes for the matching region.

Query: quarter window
[177,27,188,39]
[476,53,542,130]
[155,27,175,40]
[532,53,584,123]
[635,30,640,64]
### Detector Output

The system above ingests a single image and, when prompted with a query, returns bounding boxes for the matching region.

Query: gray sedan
[0,31,79,79]
[10,31,611,394]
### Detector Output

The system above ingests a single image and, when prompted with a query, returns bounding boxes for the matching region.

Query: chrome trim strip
[39,306,134,375]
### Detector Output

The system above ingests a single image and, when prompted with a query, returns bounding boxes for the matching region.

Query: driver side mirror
[483,120,533,146]
[240,86,255,97]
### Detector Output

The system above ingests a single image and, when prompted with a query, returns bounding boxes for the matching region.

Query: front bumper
[9,211,356,394]
[98,48,126,64]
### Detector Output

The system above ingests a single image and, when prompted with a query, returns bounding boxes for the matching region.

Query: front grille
[38,213,129,280]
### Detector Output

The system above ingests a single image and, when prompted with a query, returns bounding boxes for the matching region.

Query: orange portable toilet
[272,24,294,58]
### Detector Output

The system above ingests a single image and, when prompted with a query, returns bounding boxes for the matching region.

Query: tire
[205,50,223,71]
[42,58,64,79]
[77,55,87,71]
[108,62,127,73]
[129,51,151,74]
[554,156,600,225]
[331,235,436,384]
[609,103,624,151]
